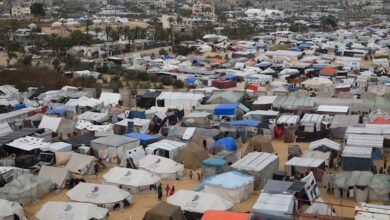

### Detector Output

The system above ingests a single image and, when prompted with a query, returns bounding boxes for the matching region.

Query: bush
[137,72,149,81]
[161,76,173,86]
[172,45,194,56]
[159,48,168,56]
[173,79,184,89]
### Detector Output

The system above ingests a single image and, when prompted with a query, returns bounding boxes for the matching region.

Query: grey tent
[143,202,186,220]
[245,135,274,154]
[175,142,209,170]
[368,174,390,201]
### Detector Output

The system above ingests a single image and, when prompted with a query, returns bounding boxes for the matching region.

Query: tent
[207,91,244,104]
[103,167,160,193]
[137,90,162,109]
[214,103,239,116]
[38,166,70,188]
[90,135,140,163]
[7,136,50,151]
[66,134,95,147]
[355,203,390,220]
[66,182,132,209]
[304,197,334,217]
[0,173,52,205]
[302,77,333,90]
[329,115,359,139]
[203,171,254,203]
[145,139,187,159]
[368,174,390,201]
[201,157,228,179]
[231,152,278,189]
[156,92,204,110]
[65,153,97,175]
[36,201,108,220]
[309,138,341,152]
[245,135,274,153]
[40,142,72,152]
[0,199,27,220]
[201,210,249,220]
[38,115,63,132]
[214,137,237,151]
[167,190,233,214]
[138,155,184,180]
[125,133,160,146]
[251,193,296,220]
[175,142,209,170]
[143,202,186,220]
[342,146,372,171]
[99,92,121,106]
[285,157,325,182]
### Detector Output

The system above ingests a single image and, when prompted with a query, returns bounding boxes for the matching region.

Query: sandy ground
[23,139,388,220]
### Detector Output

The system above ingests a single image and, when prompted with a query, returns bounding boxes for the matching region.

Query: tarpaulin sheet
[214,103,239,116]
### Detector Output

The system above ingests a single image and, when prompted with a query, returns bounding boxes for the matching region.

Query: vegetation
[30,3,46,18]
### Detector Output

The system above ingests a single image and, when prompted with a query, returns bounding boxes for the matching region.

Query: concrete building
[11,5,31,17]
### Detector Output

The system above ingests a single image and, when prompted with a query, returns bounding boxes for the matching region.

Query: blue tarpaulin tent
[185,77,198,85]
[45,109,65,115]
[163,55,172,60]
[202,157,227,166]
[225,75,237,81]
[125,132,160,145]
[215,137,237,151]
[15,103,26,110]
[227,120,261,127]
[191,57,206,63]
[214,103,239,116]
[288,87,299,92]
[127,110,146,119]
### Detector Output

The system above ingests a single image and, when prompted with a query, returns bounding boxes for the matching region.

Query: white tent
[145,139,186,159]
[67,182,131,207]
[7,136,49,151]
[36,201,108,220]
[38,166,70,188]
[0,199,27,220]
[90,135,140,163]
[355,203,390,220]
[41,142,72,152]
[38,116,62,132]
[156,92,204,110]
[203,171,254,203]
[251,193,296,220]
[103,167,160,193]
[99,92,121,106]
[0,122,13,137]
[65,153,97,175]
[309,138,341,151]
[138,155,184,180]
[167,190,233,214]
[302,77,333,89]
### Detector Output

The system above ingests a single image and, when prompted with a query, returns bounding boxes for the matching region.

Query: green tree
[159,48,168,56]
[5,42,19,67]
[173,80,184,89]
[320,16,337,31]
[30,3,46,19]
[161,76,173,86]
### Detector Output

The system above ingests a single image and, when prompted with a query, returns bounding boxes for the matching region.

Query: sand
[23,138,388,219]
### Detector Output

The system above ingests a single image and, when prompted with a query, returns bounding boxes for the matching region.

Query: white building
[11,6,31,17]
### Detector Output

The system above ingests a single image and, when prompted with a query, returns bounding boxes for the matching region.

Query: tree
[159,48,168,56]
[173,80,184,89]
[30,3,46,18]
[5,42,19,67]
[320,16,337,31]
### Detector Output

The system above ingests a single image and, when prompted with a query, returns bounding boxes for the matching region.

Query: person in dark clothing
[379,167,384,174]
[202,139,207,150]
[94,163,99,178]
[384,157,387,170]
[189,170,193,180]
[197,172,201,182]
[157,183,162,201]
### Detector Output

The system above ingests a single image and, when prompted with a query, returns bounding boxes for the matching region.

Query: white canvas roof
[346,134,384,148]
[77,111,108,123]
[252,193,295,215]
[38,115,62,132]
[167,190,233,213]
[65,153,96,174]
[77,98,103,108]
[343,146,372,158]
[277,115,300,125]
[301,114,325,126]
[91,135,138,147]
[7,136,50,151]
[38,166,69,188]
[76,120,113,133]
[285,157,325,168]
[355,203,390,220]
[41,142,72,152]
[309,138,341,151]
[305,197,334,216]
[138,155,184,176]
[0,122,12,137]
[67,182,131,205]
[0,199,27,220]
[146,139,186,153]
[99,92,121,106]
[303,151,331,161]
[115,118,151,134]
[103,167,160,187]
[231,152,278,172]
[244,110,279,117]
[156,92,204,110]
[317,105,349,113]
[36,201,108,220]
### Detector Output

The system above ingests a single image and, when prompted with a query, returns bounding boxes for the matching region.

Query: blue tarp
[214,103,239,116]
[191,57,206,63]
[215,137,237,151]
[127,110,146,119]
[227,120,261,127]
[125,132,160,145]
[225,75,237,81]
[186,77,198,85]
[163,55,172,60]
[14,103,26,110]
[45,109,65,115]
[202,157,227,166]
[204,171,254,189]
[288,87,299,92]
[258,61,272,68]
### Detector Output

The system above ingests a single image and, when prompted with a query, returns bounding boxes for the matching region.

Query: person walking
[94,163,99,178]
[203,139,207,150]
[157,183,162,201]
[189,170,193,180]
[197,172,201,182]
[165,184,170,197]
[384,157,387,170]
[169,186,175,196]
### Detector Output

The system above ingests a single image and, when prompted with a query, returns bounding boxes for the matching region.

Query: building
[11,5,31,17]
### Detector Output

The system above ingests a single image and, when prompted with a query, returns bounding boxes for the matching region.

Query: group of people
[157,184,175,201]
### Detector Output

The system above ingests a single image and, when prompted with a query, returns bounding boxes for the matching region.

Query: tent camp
[36,201,108,220]
[0,173,52,205]
[231,152,278,189]
[167,190,233,215]
[138,155,184,180]
[145,139,186,159]
[66,182,132,209]
[103,167,161,193]
[0,199,27,220]
[201,210,249,220]
[175,142,209,169]
[143,202,186,220]
[251,193,296,220]
[90,135,140,163]
[342,146,372,171]
[203,171,254,203]
[38,166,70,188]
[65,153,97,175]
